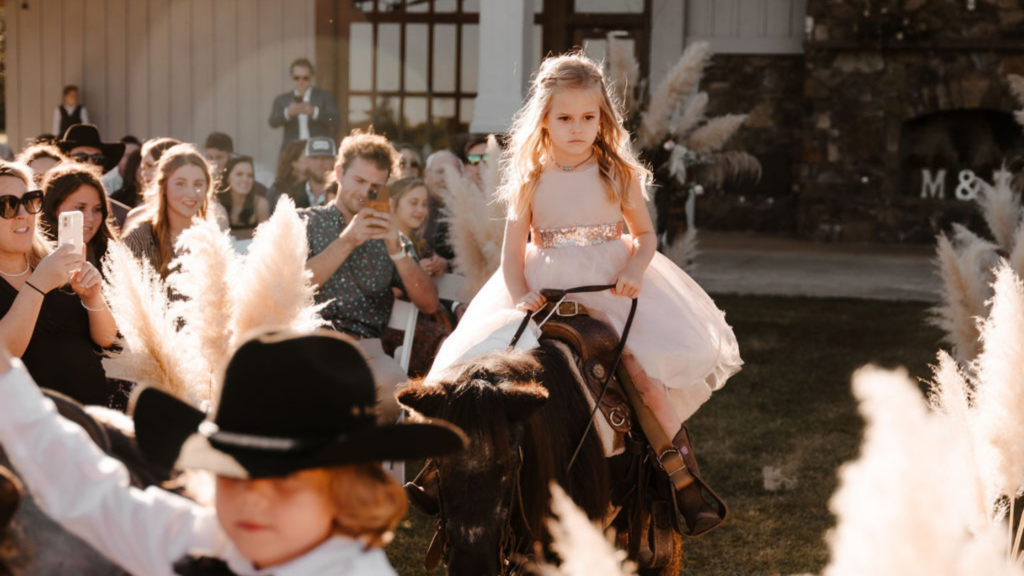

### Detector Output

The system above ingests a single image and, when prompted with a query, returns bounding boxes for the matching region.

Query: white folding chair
[387,299,419,374]
[230,237,253,255]
[436,273,467,304]
[385,299,419,484]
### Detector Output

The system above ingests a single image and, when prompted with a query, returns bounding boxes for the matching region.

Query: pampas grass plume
[970,263,1024,506]
[101,242,199,404]
[663,228,699,271]
[976,178,1021,252]
[535,483,636,576]
[606,34,640,117]
[687,114,748,154]
[1008,222,1024,278]
[670,91,708,141]
[931,227,999,364]
[167,218,240,399]
[824,366,1012,576]
[229,196,325,353]
[639,42,710,149]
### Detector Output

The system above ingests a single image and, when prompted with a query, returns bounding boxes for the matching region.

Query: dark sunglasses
[292,75,311,81]
[71,152,105,166]
[0,190,43,219]
[400,159,422,169]
[467,154,488,166]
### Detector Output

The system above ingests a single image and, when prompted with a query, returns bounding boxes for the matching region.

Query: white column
[470,0,535,134]
[650,0,685,88]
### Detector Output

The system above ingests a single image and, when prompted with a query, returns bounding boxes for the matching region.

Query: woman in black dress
[0,161,117,405]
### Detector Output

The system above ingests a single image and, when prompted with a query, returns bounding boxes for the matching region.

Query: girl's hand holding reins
[28,244,83,294]
[515,291,547,312]
[70,262,104,305]
[613,264,643,299]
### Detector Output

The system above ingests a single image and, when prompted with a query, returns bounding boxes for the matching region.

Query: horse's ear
[397,380,448,418]
[502,382,549,422]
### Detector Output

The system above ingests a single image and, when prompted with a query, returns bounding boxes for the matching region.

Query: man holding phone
[301,131,438,423]
[268,58,341,152]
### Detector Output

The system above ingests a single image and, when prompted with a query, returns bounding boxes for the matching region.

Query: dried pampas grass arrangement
[441,135,505,301]
[638,42,710,149]
[228,196,325,352]
[103,196,325,410]
[976,177,1022,252]
[687,114,748,155]
[102,242,202,405]
[605,32,640,117]
[931,226,1000,365]
[823,366,1018,576]
[531,484,636,576]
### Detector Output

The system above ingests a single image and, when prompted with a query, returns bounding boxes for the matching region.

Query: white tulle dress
[428,165,742,422]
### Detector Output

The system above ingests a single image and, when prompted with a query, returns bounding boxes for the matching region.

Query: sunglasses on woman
[467,154,488,166]
[0,190,44,219]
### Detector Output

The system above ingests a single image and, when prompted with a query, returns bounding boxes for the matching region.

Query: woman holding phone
[0,160,116,405]
[122,144,215,278]
[39,163,119,272]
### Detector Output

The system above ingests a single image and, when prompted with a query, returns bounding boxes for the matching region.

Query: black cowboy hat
[133,329,467,479]
[57,124,125,174]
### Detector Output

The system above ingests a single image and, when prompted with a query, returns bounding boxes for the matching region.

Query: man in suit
[268,58,341,152]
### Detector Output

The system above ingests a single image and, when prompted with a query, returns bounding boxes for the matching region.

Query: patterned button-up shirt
[301,204,402,339]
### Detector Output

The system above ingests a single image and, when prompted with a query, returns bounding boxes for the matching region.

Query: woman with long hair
[122,144,214,278]
[266,139,307,212]
[0,160,117,405]
[216,155,270,236]
[388,177,430,257]
[39,163,118,272]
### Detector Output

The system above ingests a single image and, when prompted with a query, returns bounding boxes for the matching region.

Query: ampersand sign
[955,169,979,201]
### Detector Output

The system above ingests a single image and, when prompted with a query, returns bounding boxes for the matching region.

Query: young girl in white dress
[430,52,743,451]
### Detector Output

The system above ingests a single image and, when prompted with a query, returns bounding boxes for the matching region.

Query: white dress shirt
[52,104,90,135]
[283,88,320,141]
[0,360,397,576]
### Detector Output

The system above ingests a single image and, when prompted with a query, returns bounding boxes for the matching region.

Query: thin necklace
[0,260,29,277]
[556,148,595,172]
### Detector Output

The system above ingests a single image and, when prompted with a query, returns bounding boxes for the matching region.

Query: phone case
[58,211,85,254]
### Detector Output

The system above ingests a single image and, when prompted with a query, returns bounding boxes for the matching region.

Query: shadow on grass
[387,295,944,576]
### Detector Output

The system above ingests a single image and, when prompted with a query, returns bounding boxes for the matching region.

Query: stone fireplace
[797,0,1024,243]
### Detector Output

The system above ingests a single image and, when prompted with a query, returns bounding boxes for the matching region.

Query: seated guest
[56,124,124,177]
[123,137,182,231]
[16,144,65,186]
[395,144,424,180]
[216,155,269,238]
[110,148,143,208]
[462,134,490,190]
[0,160,116,406]
[380,177,452,376]
[421,150,462,273]
[203,132,234,179]
[302,131,439,422]
[39,164,118,273]
[283,137,335,209]
[122,144,215,278]
[266,139,307,212]
[101,135,141,194]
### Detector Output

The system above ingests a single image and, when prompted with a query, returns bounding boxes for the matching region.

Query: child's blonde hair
[325,463,408,548]
[498,50,651,220]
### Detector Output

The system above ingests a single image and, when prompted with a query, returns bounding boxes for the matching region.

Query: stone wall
[695,55,805,235]
[798,0,1024,243]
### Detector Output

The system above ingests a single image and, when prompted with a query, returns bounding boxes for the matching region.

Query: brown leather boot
[404,460,440,516]
[672,426,727,536]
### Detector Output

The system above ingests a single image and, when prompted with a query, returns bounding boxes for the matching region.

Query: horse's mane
[434,342,611,543]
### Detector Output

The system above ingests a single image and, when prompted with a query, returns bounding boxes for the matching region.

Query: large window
[343,0,479,152]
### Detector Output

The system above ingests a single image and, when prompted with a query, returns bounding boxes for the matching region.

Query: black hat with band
[133,329,467,479]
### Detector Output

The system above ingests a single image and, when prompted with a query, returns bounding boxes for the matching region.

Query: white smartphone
[58,211,85,256]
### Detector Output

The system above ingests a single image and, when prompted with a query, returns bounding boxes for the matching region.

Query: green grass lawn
[387,295,945,576]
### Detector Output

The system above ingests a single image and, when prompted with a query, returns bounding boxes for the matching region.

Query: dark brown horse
[398,340,683,576]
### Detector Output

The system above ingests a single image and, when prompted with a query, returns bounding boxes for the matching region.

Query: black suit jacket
[268,87,341,151]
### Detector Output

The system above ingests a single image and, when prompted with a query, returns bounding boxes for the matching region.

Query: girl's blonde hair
[325,463,408,548]
[0,161,52,269]
[388,177,429,255]
[498,50,651,220]
[128,144,212,277]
